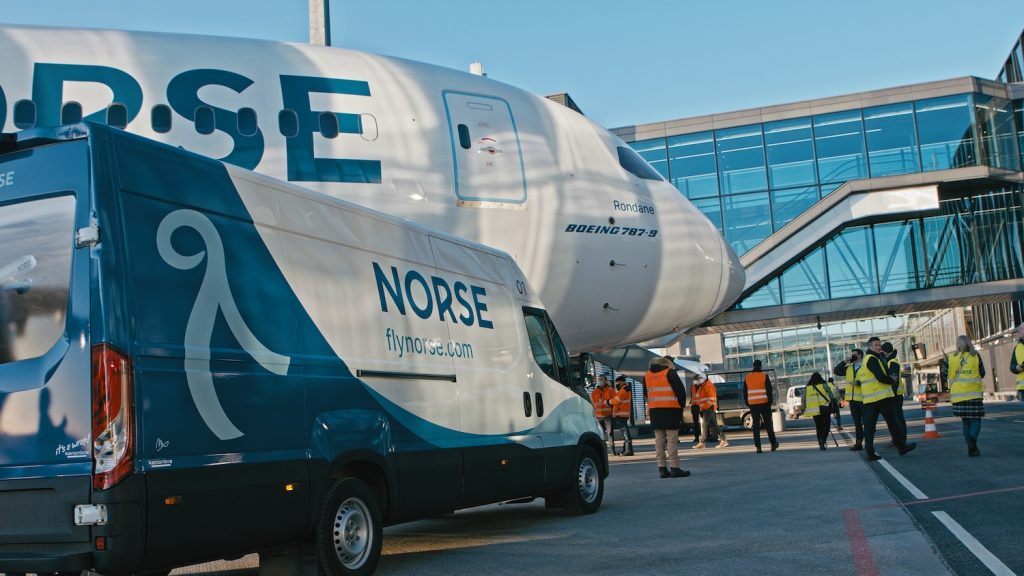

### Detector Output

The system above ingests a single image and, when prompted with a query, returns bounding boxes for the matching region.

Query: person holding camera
[833,349,865,451]
[804,372,838,450]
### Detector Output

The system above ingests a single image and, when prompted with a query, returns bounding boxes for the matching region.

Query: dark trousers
[690,405,702,441]
[832,405,843,429]
[812,413,831,446]
[848,401,864,446]
[613,417,633,452]
[750,404,777,450]
[893,394,906,433]
[861,397,907,454]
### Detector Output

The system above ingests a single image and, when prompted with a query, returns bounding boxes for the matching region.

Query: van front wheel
[742,412,753,430]
[557,446,603,515]
[316,478,382,576]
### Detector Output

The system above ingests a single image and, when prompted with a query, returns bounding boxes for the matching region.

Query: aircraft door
[443,90,527,205]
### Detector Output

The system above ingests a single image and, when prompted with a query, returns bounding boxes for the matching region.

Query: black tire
[561,446,603,515]
[316,477,383,576]
[742,412,753,430]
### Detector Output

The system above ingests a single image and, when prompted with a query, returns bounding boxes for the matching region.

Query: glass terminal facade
[617,75,1024,395]
[630,92,1022,258]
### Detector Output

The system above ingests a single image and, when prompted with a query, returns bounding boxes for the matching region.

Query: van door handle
[535,392,544,417]
[523,391,532,417]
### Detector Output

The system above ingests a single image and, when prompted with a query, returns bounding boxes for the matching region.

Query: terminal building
[607,28,1024,401]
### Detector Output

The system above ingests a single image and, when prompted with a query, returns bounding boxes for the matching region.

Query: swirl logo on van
[157,210,291,440]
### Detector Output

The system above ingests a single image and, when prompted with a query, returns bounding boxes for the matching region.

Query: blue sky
[3,0,1022,128]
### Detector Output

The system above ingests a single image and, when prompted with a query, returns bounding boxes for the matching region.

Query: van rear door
[0,137,95,569]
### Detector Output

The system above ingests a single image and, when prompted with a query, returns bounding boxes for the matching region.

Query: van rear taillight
[92,343,134,490]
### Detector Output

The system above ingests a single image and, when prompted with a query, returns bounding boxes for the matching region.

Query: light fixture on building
[911,343,927,360]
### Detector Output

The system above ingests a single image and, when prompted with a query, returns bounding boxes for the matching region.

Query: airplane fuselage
[0,26,744,351]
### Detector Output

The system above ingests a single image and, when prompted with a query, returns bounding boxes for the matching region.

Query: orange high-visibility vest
[645,370,681,409]
[591,385,614,417]
[745,371,769,405]
[690,383,700,406]
[610,387,632,418]
[696,381,717,411]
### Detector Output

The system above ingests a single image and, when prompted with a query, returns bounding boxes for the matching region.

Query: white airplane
[0,25,744,351]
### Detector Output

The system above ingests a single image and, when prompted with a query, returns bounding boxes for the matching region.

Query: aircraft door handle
[477,146,503,155]
[523,391,532,417]
[535,392,544,418]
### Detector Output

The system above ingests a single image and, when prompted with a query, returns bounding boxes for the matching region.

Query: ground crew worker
[1011,323,1024,402]
[859,337,915,460]
[882,341,906,448]
[591,376,615,449]
[610,376,634,456]
[948,335,986,457]
[804,372,837,450]
[689,377,702,443]
[693,373,728,449]
[833,348,865,451]
[743,359,778,453]
[644,357,690,478]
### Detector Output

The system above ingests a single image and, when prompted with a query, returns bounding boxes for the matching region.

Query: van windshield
[0,195,76,365]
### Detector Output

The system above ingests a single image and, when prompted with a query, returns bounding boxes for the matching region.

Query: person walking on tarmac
[828,377,844,431]
[591,376,615,450]
[644,357,690,478]
[947,335,986,457]
[609,376,634,456]
[833,349,865,451]
[689,377,703,444]
[804,372,838,450]
[743,359,778,453]
[1011,323,1024,402]
[693,373,728,449]
[859,337,916,461]
[882,341,906,448]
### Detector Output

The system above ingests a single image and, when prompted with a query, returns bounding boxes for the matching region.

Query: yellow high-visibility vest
[1014,343,1024,392]
[948,352,983,403]
[845,364,863,402]
[859,355,894,404]
[888,357,905,396]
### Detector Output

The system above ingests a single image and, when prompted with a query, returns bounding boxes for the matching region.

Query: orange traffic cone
[923,408,941,439]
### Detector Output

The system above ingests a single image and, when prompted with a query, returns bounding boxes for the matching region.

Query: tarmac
[171,400,1024,576]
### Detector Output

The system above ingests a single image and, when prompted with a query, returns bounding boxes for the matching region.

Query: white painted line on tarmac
[878,459,929,500]
[932,511,1017,576]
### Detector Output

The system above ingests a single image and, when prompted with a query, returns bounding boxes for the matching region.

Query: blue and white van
[0,123,605,576]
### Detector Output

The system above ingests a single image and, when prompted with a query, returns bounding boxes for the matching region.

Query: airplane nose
[711,240,746,317]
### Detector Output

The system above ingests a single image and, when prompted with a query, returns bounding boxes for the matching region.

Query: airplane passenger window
[194,105,215,135]
[13,100,36,129]
[319,111,339,139]
[151,104,172,133]
[238,107,258,137]
[61,102,83,125]
[617,146,664,181]
[106,103,128,129]
[279,109,299,138]
[457,124,472,149]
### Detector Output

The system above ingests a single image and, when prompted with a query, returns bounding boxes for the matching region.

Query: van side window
[0,195,76,364]
[522,307,571,387]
